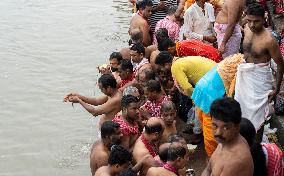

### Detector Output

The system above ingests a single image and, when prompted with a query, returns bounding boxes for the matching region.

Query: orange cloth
[184,0,195,10]
[196,107,218,157]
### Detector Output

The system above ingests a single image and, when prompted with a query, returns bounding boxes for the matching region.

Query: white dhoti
[234,62,274,130]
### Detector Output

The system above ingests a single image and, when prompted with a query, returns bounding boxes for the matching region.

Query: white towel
[234,62,274,130]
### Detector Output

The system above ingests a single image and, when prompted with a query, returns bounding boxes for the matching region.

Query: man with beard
[64,74,122,126]
[112,95,140,151]
[90,121,123,175]
[202,98,253,176]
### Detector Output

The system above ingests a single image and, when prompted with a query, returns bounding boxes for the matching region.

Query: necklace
[163,163,179,176]
[141,133,158,157]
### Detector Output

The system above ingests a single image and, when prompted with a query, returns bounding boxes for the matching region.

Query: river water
[0,0,131,175]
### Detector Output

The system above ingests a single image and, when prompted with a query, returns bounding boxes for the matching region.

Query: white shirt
[182,2,216,41]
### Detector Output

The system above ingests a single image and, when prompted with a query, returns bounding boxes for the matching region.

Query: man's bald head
[161,101,176,112]
[145,117,164,134]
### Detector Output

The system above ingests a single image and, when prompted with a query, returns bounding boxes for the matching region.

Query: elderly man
[202,98,253,176]
[130,0,153,46]
[214,0,245,58]
[182,0,216,44]
[146,142,188,176]
[90,121,123,175]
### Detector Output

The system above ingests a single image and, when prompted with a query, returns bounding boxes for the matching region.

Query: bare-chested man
[90,121,123,175]
[94,145,132,176]
[64,74,122,126]
[202,97,253,176]
[112,95,140,151]
[129,0,153,46]
[133,117,164,175]
[234,3,284,142]
[160,101,177,143]
[146,142,188,176]
[215,0,245,58]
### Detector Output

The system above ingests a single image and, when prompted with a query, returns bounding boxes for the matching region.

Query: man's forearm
[78,99,98,116]
[221,24,235,46]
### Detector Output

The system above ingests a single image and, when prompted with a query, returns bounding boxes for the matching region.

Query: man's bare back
[90,141,109,175]
[94,166,111,176]
[146,167,176,176]
[216,0,245,24]
[243,25,279,63]
[203,135,253,176]
[130,14,151,46]
[161,121,177,143]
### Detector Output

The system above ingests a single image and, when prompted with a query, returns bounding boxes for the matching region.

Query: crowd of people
[64,0,284,175]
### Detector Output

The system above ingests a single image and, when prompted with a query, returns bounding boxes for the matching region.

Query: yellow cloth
[171,56,216,97]
[196,107,218,157]
[216,54,244,97]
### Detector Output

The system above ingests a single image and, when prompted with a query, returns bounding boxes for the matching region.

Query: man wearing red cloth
[117,59,135,89]
[112,95,140,151]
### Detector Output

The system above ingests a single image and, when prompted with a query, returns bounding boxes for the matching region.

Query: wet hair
[123,86,139,96]
[166,6,178,16]
[159,38,175,51]
[155,51,173,66]
[156,28,169,46]
[98,74,117,89]
[121,95,140,108]
[130,30,143,43]
[246,3,265,17]
[167,143,186,161]
[210,97,242,124]
[161,101,176,112]
[239,118,267,176]
[143,68,156,80]
[130,43,145,56]
[159,145,170,162]
[167,134,185,143]
[137,0,153,10]
[145,123,163,134]
[108,145,132,166]
[146,80,162,93]
[101,121,120,139]
[109,52,123,63]
[120,59,133,71]
[119,169,137,176]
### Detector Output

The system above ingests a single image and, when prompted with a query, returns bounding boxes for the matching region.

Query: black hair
[130,43,145,56]
[137,0,153,10]
[108,145,132,166]
[166,5,178,16]
[120,59,133,71]
[156,28,169,46]
[109,52,123,63]
[155,51,173,66]
[98,74,117,89]
[119,169,137,176]
[246,3,265,17]
[144,123,163,134]
[239,118,267,176]
[143,68,156,80]
[161,101,176,112]
[146,80,162,93]
[167,144,186,161]
[101,121,120,139]
[121,95,140,108]
[159,38,175,51]
[210,97,242,124]
[159,146,169,162]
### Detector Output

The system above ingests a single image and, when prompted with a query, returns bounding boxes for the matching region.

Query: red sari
[176,39,222,63]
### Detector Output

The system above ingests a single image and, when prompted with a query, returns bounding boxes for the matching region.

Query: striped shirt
[149,0,178,35]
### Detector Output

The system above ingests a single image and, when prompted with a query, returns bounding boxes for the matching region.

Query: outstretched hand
[63,92,79,102]
[68,95,81,103]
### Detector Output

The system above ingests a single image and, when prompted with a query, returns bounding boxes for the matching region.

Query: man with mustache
[202,97,253,176]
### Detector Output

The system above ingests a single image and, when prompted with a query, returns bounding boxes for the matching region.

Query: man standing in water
[202,98,253,176]
[90,121,123,175]
[234,3,284,142]
[130,0,153,46]
[64,74,122,125]
[214,0,245,58]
